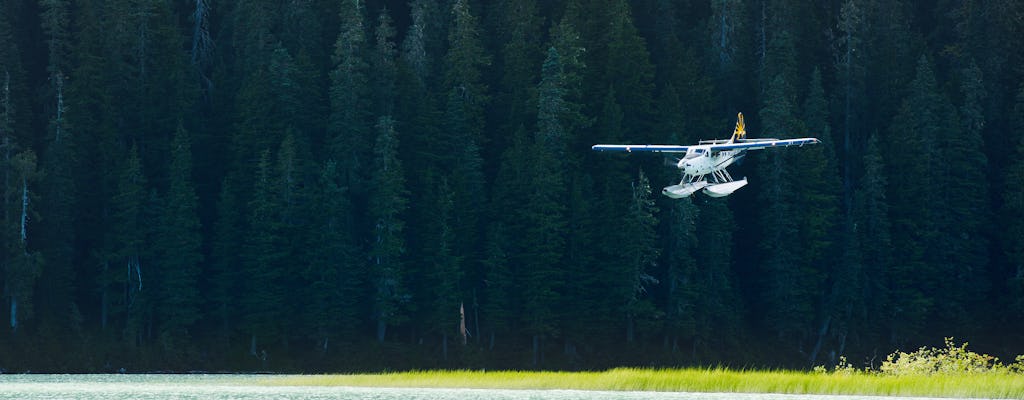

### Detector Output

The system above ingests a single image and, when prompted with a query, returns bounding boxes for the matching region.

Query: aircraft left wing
[707,138,820,151]
[591,144,691,153]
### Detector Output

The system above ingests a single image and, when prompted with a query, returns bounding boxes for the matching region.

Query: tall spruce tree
[36,0,79,341]
[798,69,842,365]
[154,125,202,351]
[328,0,371,191]
[241,149,287,357]
[885,56,952,342]
[209,176,243,348]
[621,169,659,344]
[758,73,812,346]
[103,146,148,340]
[852,135,893,346]
[303,160,359,354]
[1005,84,1024,320]
[443,0,490,274]
[368,116,409,342]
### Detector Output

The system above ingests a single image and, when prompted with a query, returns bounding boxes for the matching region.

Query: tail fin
[731,112,746,142]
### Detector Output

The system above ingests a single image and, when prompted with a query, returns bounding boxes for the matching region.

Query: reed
[262,367,1024,398]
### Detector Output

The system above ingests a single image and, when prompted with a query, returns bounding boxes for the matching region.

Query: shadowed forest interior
[1,0,1024,372]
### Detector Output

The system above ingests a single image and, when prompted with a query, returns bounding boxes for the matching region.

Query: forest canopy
[1,0,1023,372]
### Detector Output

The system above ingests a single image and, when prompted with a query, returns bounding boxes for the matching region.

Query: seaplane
[592,113,820,198]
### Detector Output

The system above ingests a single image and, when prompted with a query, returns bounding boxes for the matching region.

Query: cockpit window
[683,148,705,159]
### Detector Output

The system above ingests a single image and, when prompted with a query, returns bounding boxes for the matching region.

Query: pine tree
[885,55,951,342]
[420,174,462,361]
[489,0,542,152]
[621,170,659,344]
[35,0,78,339]
[707,0,751,111]
[209,176,242,349]
[368,116,409,342]
[241,149,287,356]
[852,135,894,346]
[443,0,490,262]
[601,0,655,142]
[692,196,741,353]
[303,160,360,353]
[1005,84,1024,319]
[758,73,812,345]
[798,69,842,364]
[328,0,371,190]
[480,223,513,350]
[834,0,868,216]
[372,8,398,117]
[932,59,990,328]
[102,145,148,339]
[154,125,202,351]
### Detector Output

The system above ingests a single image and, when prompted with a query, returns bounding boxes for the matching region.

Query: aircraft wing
[707,138,820,151]
[591,144,691,153]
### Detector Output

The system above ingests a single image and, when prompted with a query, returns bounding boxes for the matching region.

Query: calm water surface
[0,374,970,400]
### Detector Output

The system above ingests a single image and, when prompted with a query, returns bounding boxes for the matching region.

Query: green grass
[261,367,1024,398]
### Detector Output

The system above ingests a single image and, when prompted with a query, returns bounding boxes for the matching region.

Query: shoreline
[260,367,1024,399]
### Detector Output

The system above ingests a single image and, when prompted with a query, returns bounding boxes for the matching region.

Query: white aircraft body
[592,113,820,198]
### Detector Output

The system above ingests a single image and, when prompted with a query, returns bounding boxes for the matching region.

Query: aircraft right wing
[707,138,820,152]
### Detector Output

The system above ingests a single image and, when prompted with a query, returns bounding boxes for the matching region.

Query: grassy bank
[263,367,1024,398]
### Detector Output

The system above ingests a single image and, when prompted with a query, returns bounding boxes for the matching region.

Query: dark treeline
[0,0,1023,372]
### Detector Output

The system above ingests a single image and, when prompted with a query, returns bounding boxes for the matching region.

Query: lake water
[0,374,968,400]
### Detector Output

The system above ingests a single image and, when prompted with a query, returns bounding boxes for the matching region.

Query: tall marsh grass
[264,339,1024,398]
[265,367,1024,398]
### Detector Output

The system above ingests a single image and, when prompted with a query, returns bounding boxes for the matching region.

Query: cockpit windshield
[683,148,706,159]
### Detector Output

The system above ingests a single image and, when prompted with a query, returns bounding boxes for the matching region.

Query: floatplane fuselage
[592,113,820,198]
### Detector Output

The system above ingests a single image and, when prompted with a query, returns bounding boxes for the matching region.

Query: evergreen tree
[707,0,751,112]
[885,56,953,342]
[154,125,203,351]
[420,174,462,360]
[1005,84,1024,319]
[834,0,868,216]
[328,0,371,190]
[303,160,360,354]
[852,135,894,346]
[488,0,542,153]
[758,73,811,346]
[442,0,490,268]
[209,177,243,349]
[933,59,990,328]
[35,0,78,340]
[102,146,148,340]
[620,169,659,344]
[2,148,41,332]
[368,116,409,342]
[600,0,655,142]
[241,149,287,357]
[692,196,741,354]
[480,223,513,350]
[798,69,842,365]
[372,8,398,118]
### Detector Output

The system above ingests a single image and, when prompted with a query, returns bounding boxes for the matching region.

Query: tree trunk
[532,335,539,366]
[809,315,831,365]
[442,332,448,361]
[9,297,16,331]
[626,315,635,343]
[101,262,109,330]
[376,318,387,342]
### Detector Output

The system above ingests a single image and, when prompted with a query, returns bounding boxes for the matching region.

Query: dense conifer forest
[0,0,1023,372]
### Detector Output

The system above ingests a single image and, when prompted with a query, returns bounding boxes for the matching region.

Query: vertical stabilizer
[731,112,746,142]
